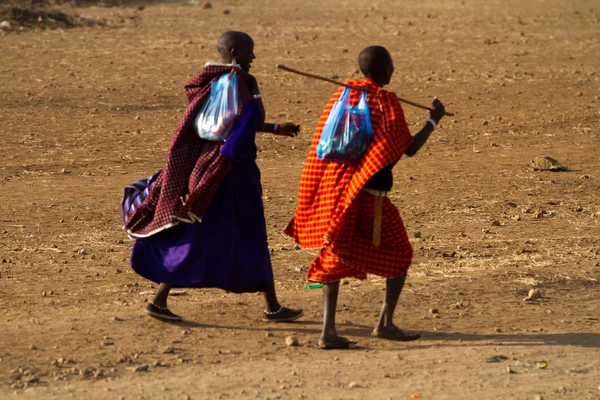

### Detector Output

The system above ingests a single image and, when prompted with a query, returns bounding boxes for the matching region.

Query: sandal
[146,302,182,322]
[372,326,420,342]
[318,336,355,350]
[262,306,304,322]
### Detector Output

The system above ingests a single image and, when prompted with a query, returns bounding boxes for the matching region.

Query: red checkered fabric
[307,191,413,282]
[285,78,414,281]
[126,64,252,238]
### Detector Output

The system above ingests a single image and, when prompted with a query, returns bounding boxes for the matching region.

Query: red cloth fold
[126,64,253,238]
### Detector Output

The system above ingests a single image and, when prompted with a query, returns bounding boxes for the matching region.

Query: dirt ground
[1,0,599,398]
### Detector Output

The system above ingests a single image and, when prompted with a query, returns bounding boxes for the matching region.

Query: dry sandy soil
[1,0,599,399]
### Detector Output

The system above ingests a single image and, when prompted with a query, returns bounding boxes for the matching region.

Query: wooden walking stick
[276,64,454,116]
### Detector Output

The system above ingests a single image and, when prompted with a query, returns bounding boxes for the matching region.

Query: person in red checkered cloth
[285,46,446,349]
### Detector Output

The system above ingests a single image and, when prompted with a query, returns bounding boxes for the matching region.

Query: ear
[230,48,237,58]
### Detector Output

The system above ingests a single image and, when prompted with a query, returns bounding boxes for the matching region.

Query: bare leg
[376,275,405,329]
[321,281,340,343]
[317,281,353,349]
[263,279,281,313]
[374,275,420,341]
[152,283,171,308]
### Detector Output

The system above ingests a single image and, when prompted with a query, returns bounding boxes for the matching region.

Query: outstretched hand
[429,97,446,123]
[275,123,301,138]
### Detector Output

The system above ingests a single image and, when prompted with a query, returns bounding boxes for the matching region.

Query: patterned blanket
[123,64,253,238]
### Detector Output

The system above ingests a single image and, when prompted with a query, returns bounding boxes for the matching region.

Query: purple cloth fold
[130,101,272,292]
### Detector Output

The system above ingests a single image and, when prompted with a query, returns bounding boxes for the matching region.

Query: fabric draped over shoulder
[125,64,253,238]
[285,78,413,248]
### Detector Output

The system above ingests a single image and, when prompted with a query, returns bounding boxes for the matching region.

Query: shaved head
[217,31,255,71]
[217,31,254,58]
[358,46,394,86]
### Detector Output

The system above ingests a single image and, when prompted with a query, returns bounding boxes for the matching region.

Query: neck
[364,75,385,87]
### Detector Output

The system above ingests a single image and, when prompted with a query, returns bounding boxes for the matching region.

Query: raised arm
[404,98,446,157]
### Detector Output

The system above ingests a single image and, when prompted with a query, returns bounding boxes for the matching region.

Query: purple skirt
[130,101,272,292]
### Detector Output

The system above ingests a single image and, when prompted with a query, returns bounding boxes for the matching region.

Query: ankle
[151,298,168,308]
[264,302,281,313]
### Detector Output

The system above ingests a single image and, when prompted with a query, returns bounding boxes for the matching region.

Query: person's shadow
[165,319,600,349]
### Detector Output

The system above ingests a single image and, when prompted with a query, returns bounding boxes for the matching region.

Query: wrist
[426,118,437,130]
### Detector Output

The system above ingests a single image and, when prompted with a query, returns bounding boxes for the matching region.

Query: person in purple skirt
[124,31,303,323]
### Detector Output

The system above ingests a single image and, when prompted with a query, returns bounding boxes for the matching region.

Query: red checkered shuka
[284,78,414,282]
[125,64,253,238]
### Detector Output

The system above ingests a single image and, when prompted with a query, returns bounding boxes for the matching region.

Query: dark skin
[151,31,299,315]
[320,46,446,346]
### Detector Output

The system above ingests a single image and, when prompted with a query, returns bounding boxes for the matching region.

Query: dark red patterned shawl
[125,64,253,238]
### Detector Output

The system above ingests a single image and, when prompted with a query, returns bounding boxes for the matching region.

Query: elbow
[404,148,416,157]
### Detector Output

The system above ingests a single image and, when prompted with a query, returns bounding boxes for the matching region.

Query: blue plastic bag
[316,88,373,166]
[195,72,238,142]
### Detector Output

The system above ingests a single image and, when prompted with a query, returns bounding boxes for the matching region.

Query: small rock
[285,336,299,347]
[223,9,230,14]
[132,364,149,372]
[486,355,508,363]
[429,308,439,314]
[77,249,87,255]
[534,395,544,400]
[482,120,489,126]
[113,316,124,322]
[490,219,501,227]
[413,231,422,238]
[506,366,516,374]
[511,215,521,221]
[29,345,37,350]
[348,381,361,389]
[527,289,543,299]
[0,20,11,30]
[162,346,175,354]
[201,2,212,8]
[265,331,273,337]
[529,156,567,171]
[533,210,546,219]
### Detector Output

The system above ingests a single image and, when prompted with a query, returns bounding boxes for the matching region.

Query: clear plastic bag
[195,72,238,142]
[316,88,373,166]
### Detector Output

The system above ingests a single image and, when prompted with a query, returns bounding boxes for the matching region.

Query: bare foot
[318,335,355,350]
[373,324,420,341]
